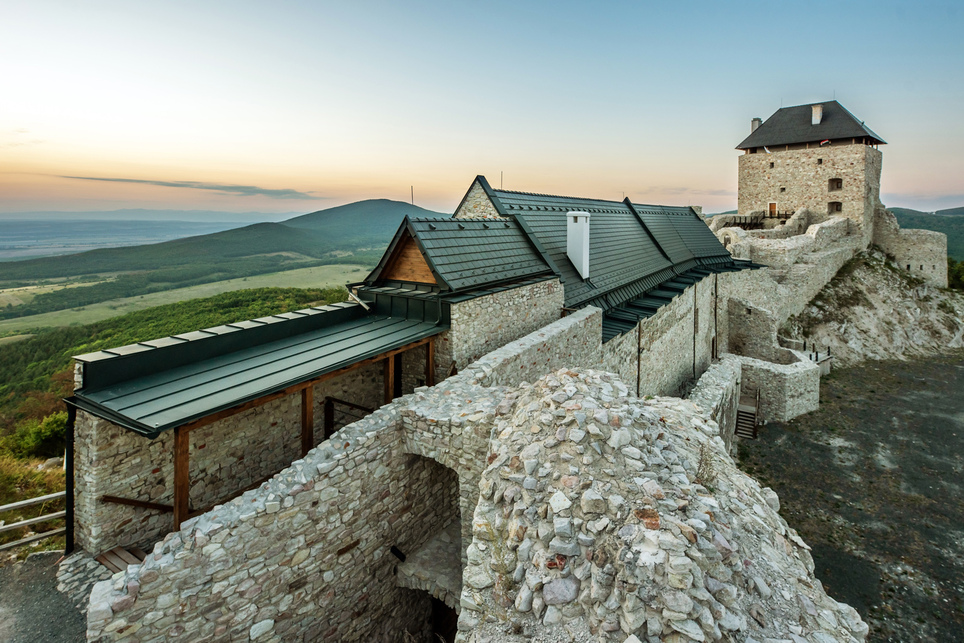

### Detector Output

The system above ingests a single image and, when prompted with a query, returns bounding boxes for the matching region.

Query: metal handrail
[0,490,67,550]
[0,490,65,514]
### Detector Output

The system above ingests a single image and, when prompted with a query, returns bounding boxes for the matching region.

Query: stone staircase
[736,391,760,440]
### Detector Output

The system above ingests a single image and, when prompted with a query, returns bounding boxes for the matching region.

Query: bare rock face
[783,249,964,366]
[458,368,868,643]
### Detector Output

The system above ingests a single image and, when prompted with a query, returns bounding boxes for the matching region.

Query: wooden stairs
[735,390,761,440]
[96,546,148,574]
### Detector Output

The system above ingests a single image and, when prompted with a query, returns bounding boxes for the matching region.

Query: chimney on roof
[567,211,591,279]
[750,117,762,133]
[812,104,823,125]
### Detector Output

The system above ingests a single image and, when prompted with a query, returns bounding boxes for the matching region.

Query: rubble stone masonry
[738,144,882,244]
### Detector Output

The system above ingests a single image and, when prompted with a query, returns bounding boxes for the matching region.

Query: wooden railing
[323,397,375,439]
[0,490,67,551]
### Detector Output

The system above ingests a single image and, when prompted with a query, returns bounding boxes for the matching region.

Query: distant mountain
[0,199,445,281]
[0,209,297,223]
[936,206,964,217]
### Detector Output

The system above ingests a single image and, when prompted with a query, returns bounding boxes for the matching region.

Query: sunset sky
[2,0,962,215]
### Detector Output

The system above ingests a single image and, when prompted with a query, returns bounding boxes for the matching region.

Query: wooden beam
[173,426,189,531]
[101,495,173,513]
[384,355,395,405]
[301,387,314,456]
[426,336,435,387]
[176,334,437,434]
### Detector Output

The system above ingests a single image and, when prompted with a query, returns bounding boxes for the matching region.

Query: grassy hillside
[0,199,444,319]
[0,264,365,335]
[0,286,348,456]
[890,209,964,260]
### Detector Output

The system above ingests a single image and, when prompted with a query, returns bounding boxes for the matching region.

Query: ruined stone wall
[454,181,504,220]
[599,324,639,394]
[633,278,715,397]
[85,388,500,643]
[74,364,388,557]
[873,208,948,287]
[686,354,743,455]
[460,307,602,389]
[435,278,564,382]
[738,144,881,243]
[737,353,820,422]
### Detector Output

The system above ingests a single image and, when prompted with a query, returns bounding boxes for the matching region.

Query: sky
[1,0,962,216]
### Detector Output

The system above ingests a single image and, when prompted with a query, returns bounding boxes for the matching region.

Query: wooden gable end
[379,232,437,285]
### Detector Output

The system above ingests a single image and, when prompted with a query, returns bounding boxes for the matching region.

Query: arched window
[828,201,843,214]
[828,178,843,192]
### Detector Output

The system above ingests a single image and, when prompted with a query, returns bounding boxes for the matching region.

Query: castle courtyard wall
[737,353,820,422]
[434,278,564,382]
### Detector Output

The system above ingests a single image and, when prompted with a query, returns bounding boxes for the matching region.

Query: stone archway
[393,455,463,641]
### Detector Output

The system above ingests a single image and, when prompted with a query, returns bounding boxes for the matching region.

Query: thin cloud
[637,186,736,198]
[55,175,323,200]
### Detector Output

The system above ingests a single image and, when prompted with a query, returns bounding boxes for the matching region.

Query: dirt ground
[740,350,964,642]
[0,551,84,642]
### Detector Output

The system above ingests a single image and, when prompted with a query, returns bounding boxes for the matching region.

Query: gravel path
[0,551,86,642]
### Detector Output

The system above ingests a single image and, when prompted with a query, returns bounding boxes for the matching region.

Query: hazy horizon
[2,1,962,215]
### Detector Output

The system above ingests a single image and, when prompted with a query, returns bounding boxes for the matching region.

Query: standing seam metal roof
[72,309,444,438]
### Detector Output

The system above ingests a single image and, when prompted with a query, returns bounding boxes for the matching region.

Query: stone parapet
[686,354,743,455]
[737,352,820,422]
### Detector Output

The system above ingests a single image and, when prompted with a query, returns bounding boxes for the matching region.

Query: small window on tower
[780,187,786,193]
[817,158,823,165]
[769,162,774,169]
[828,201,843,214]
[828,178,843,192]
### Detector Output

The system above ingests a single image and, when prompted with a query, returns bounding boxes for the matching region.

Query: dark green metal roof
[490,189,675,309]
[601,260,765,341]
[628,204,696,270]
[365,217,553,293]
[72,304,445,438]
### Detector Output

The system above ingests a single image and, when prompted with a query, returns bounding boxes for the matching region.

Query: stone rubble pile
[458,368,868,643]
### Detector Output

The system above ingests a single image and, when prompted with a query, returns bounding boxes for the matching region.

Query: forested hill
[890,207,964,260]
[0,199,445,282]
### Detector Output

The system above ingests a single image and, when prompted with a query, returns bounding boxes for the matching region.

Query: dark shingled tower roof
[737,100,885,150]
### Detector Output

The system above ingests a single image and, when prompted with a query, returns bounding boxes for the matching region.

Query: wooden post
[173,426,189,531]
[384,356,395,405]
[324,398,334,440]
[425,337,435,387]
[301,387,314,456]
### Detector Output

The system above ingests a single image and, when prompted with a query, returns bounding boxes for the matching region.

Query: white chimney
[750,117,762,133]
[812,104,823,125]
[567,211,591,279]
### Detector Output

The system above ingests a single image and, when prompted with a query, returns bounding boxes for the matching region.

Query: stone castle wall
[612,277,716,397]
[73,356,410,556]
[435,278,564,381]
[454,180,504,219]
[84,298,608,642]
[686,353,742,455]
[873,208,948,287]
[738,144,882,244]
[737,352,820,422]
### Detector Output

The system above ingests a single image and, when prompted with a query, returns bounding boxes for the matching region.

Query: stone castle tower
[733,100,946,287]
[736,100,884,246]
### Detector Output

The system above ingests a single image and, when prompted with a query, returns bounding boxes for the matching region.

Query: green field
[0,264,366,335]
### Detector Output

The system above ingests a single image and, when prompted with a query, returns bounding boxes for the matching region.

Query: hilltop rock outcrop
[782,250,964,366]
[458,369,868,643]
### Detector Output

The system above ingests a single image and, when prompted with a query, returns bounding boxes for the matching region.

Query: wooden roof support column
[301,387,314,457]
[384,355,395,405]
[426,336,435,387]
[173,425,190,531]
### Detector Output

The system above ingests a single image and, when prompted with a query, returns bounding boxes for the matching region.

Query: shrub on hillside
[3,412,67,459]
